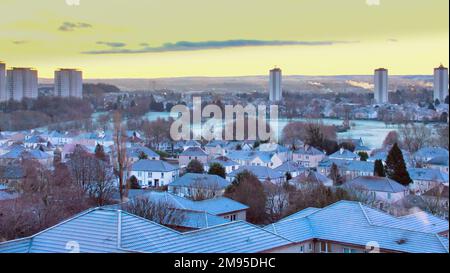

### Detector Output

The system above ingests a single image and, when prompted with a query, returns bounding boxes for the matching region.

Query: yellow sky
[0,0,448,78]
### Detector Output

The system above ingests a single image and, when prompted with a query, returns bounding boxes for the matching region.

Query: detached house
[329,148,360,161]
[292,145,326,168]
[227,150,284,168]
[204,140,228,157]
[425,156,449,174]
[178,147,208,168]
[168,173,231,199]
[414,147,449,163]
[274,161,306,178]
[23,135,47,149]
[344,176,408,208]
[408,168,449,195]
[127,145,160,164]
[0,165,24,189]
[128,159,179,188]
[290,170,333,188]
[228,166,285,184]
[46,131,73,146]
[318,158,374,180]
[205,156,240,174]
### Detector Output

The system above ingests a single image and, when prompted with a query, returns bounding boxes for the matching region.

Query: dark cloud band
[82,39,359,54]
[58,22,92,32]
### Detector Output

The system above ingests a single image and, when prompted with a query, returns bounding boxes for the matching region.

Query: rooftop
[265,200,448,253]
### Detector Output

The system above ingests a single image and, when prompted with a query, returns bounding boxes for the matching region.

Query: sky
[0,0,448,78]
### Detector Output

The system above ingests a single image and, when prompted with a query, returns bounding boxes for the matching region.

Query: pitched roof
[292,171,333,186]
[208,156,239,167]
[426,156,449,167]
[265,200,449,253]
[0,165,24,179]
[414,147,449,159]
[293,145,325,156]
[0,207,288,253]
[329,149,360,160]
[319,158,375,173]
[130,159,178,172]
[169,173,230,190]
[274,161,306,173]
[127,146,160,159]
[257,143,289,153]
[408,168,449,183]
[227,150,276,163]
[132,191,248,215]
[345,176,407,193]
[228,166,284,181]
[180,147,208,157]
[205,140,228,148]
[0,145,26,159]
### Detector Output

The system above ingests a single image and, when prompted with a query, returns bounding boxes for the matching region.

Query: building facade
[54,69,83,98]
[6,67,38,101]
[0,62,6,102]
[374,68,388,104]
[269,67,282,102]
[434,64,449,103]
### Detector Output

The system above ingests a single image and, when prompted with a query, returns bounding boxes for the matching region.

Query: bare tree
[88,159,116,206]
[343,185,378,208]
[399,123,432,153]
[190,178,221,201]
[264,181,292,222]
[436,125,449,150]
[382,131,400,149]
[0,160,92,241]
[123,197,186,227]
[142,117,173,149]
[421,186,449,218]
[112,111,129,202]
[285,183,356,216]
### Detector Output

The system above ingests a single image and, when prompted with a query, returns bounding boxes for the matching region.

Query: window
[320,242,327,253]
[148,172,152,178]
[320,242,332,253]
[230,214,236,221]
[387,192,392,199]
[344,248,358,253]
[161,172,164,178]
[299,245,305,253]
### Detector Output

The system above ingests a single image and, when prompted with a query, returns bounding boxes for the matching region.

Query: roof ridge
[358,202,373,225]
[119,209,183,235]
[436,234,449,253]
[204,211,209,228]
[117,210,122,249]
[167,192,188,209]
[271,223,277,234]
[276,207,323,223]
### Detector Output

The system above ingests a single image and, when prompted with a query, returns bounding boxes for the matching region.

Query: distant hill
[39,75,433,93]
[83,83,121,95]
